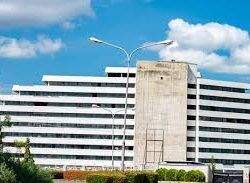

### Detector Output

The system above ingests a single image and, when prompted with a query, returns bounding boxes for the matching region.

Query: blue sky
[1,0,250,93]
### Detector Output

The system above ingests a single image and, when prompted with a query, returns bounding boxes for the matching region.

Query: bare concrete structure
[134,61,189,167]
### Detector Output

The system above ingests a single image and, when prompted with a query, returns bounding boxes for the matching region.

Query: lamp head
[129,108,136,111]
[89,37,103,44]
[158,40,174,46]
[92,104,100,108]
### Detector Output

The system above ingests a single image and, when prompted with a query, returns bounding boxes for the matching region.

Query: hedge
[156,168,205,182]
[145,171,158,183]
[86,172,125,183]
[50,170,63,179]
[86,171,157,183]
[86,174,110,183]
[185,170,205,182]
[125,171,158,183]
[176,169,186,181]
[63,170,95,180]
[125,171,144,183]
[156,168,166,181]
[58,169,204,182]
[156,168,178,181]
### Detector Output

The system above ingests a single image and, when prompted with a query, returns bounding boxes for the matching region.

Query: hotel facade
[1,61,250,170]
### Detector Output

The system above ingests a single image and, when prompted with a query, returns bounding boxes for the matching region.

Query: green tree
[14,140,26,160]
[23,138,34,163]
[0,116,11,153]
[14,138,34,163]
[17,160,52,183]
[0,163,16,183]
[0,142,52,183]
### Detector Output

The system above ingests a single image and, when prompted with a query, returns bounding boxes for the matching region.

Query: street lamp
[89,37,173,171]
[92,104,135,170]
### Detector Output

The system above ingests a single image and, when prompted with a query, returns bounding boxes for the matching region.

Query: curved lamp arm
[101,41,130,61]
[89,37,173,62]
[92,104,135,117]
[89,37,129,61]
[92,104,114,116]
[129,40,173,60]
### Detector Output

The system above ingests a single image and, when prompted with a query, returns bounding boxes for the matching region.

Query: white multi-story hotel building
[0,67,136,169]
[1,61,250,170]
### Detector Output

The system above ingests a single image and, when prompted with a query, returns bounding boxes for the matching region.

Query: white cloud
[168,19,249,51]
[0,36,63,58]
[61,21,76,30]
[0,0,94,27]
[157,18,250,74]
[231,45,250,64]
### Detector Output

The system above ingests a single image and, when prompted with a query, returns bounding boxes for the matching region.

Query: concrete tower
[134,61,190,167]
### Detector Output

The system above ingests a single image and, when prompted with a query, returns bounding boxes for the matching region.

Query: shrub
[63,170,95,180]
[111,173,126,183]
[176,169,186,181]
[0,152,53,183]
[0,163,16,183]
[86,174,110,183]
[185,170,205,182]
[16,160,53,183]
[156,168,178,181]
[144,171,158,183]
[50,170,63,179]
[156,168,205,182]
[86,172,125,183]
[166,169,178,181]
[156,168,167,181]
[124,171,158,183]
[125,171,147,183]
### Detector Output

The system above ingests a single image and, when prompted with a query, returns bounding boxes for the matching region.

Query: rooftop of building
[3,61,250,93]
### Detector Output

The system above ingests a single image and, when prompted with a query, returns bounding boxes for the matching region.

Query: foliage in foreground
[86,171,158,183]
[0,115,52,182]
[87,172,125,183]
[0,115,12,152]
[50,170,63,179]
[0,163,16,183]
[156,168,205,182]
[61,168,205,182]
[0,152,53,183]
[63,170,95,180]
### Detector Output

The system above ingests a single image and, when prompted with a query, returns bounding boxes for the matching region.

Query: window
[200,105,250,114]
[187,105,196,110]
[187,95,196,99]
[11,122,134,130]
[3,132,134,140]
[200,85,245,93]
[199,158,250,165]
[187,137,195,141]
[199,116,250,124]
[200,95,250,104]
[187,147,195,152]
[0,111,135,119]
[187,116,196,120]
[12,153,133,161]
[4,142,133,151]
[188,84,196,89]
[199,126,250,134]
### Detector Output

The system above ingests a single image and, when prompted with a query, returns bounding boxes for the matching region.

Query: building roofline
[105,67,136,74]
[137,60,198,65]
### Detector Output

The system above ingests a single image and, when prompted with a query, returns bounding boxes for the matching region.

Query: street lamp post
[89,37,173,171]
[92,104,134,170]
